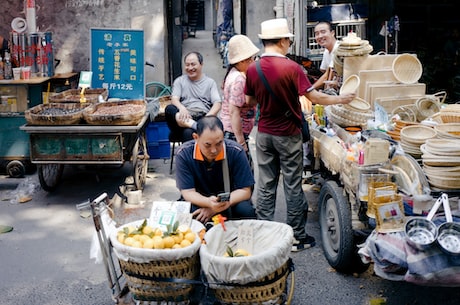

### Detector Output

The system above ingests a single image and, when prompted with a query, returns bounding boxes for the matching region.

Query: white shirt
[320,40,340,71]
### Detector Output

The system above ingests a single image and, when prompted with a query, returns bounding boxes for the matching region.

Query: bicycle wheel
[145,81,171,98]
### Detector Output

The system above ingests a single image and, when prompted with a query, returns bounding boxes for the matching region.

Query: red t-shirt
[245,55,312,136]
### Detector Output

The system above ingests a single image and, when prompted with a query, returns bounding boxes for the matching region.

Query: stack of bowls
[434,123,460,139]
[399,124,437,158]
[421,138,460,189]
[440,104,460,123]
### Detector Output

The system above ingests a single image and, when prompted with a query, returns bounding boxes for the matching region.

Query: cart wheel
[38,164,64,192]
[318,180,368,274]
[6,160,26,178]
[132,135,149,190]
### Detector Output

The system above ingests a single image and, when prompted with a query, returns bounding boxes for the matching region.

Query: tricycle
[310,125,460,284]
[20,114,149,192]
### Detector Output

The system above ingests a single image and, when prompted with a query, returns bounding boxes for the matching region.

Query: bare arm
[206,101,222,116]
[229,104,247,149]
[305,89,355,106]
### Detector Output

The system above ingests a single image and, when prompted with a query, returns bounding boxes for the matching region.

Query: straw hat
[258,18,294,39]
[227,35,260,65]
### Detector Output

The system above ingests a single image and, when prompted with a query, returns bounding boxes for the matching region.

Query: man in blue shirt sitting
[175,115,256,223]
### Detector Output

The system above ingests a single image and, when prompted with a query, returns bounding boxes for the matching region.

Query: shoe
[292,235,316,252]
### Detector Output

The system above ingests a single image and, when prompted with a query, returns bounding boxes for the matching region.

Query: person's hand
[337,92,356,104]
[192,196,230,223]
[209,195,231,213]
[177,109,192,122]
[192,207,215,223]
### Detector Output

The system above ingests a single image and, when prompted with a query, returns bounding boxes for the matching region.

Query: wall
[0,0,169,85]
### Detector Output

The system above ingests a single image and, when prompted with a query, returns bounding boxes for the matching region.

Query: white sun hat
[258,18,294,39]
[227,34,260,65]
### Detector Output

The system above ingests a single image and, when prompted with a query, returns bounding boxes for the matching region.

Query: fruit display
[223,246,251,257]
[116,219,197,250]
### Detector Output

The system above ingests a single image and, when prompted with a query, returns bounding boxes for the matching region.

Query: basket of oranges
[110,219,204,302]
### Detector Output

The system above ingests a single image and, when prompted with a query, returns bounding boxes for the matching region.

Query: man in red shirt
[245,18,355,251]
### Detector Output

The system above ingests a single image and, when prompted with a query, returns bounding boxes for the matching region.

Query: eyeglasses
[285,38,293,46]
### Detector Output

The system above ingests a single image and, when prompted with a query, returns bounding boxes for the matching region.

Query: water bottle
[4,52,12,80]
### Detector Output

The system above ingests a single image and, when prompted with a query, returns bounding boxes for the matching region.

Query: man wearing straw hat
[245,18,355,251]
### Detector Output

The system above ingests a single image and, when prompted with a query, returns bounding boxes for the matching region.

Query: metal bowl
[437,222,460,256]
[405,217,438,250]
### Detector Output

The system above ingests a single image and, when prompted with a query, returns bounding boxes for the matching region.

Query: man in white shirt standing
[310,21,339,91]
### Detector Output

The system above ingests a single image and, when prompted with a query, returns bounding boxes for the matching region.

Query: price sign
[90,28,144,99]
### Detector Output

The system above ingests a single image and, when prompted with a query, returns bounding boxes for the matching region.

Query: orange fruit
[152,236,165,249]
[184,232,196,243]
[180,239,192,248]
[163,236,175,249]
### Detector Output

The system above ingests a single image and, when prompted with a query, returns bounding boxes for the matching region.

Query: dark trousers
[165,104,205,142]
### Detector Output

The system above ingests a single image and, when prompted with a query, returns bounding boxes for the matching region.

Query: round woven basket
[434,123,460,139]
[392,53,423,84]
[400,124,437,145]
[111,219,204,302]
[340,74,360,95]
[119,253,199,302]
[200,220,294,304]
[83,100,146,125]
[415,96,441,121]
[25,102,90,125]
[213,260,291,304]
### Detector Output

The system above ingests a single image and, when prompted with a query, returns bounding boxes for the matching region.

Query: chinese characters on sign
[90,28,144,99]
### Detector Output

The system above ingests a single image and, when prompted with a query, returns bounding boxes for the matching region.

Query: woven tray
[83,100,146,125]
[49,88,108,103]
[25,103,90,125]
[392,54,423,84]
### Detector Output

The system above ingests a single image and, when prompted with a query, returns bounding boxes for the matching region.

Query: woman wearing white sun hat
[220,34,259,166]
[245,18,356,252]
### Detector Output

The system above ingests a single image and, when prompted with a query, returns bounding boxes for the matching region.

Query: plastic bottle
[3,52,12,80]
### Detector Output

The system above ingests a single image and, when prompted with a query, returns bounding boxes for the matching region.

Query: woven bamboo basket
[25,102,90,125]
[49,88,108,103]
[212,260,292,305]
[83,100,146,125]
[415,96,441,121]
[200,220,294,305]
[392,54,423,84]
[111,219,204,302]
[118,253,200,302]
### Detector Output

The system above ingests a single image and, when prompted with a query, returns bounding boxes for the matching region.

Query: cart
[77,192,296,305]
[20,114,149,192]
[311,125,460,280]
[310,127,382,274]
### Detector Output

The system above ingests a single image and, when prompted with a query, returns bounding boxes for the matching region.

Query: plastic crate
[148,140,170,159]
[146,121,169,142]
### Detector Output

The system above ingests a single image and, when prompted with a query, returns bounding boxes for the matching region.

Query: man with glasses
[245,18,355,252]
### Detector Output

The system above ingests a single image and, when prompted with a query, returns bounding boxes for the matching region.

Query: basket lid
[339,74,360,95]
[392,54,423,84]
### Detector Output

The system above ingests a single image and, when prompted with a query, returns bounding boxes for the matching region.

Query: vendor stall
[20,99,149,192]
[310,33,460,286]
